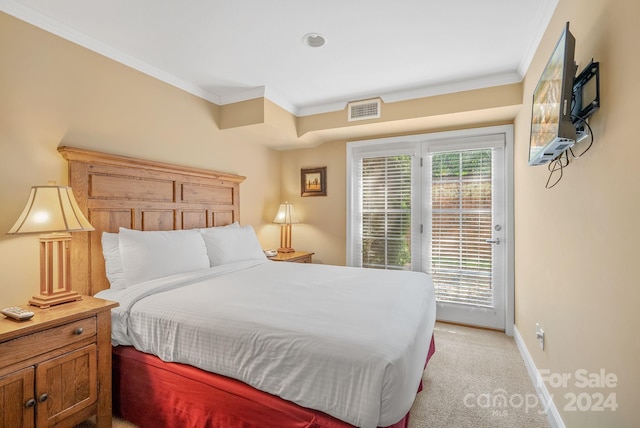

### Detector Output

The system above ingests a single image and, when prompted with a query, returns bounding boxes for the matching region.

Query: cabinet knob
[25,398,36,408]
[38,393,48,403]
[74,327,84,335]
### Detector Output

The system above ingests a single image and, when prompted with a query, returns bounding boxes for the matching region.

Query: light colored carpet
[409,322,550,428]
[81,322,550,428]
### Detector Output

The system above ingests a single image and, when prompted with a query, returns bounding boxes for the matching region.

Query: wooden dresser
[0,296,118,428]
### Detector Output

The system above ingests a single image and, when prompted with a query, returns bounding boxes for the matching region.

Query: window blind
[430,149,494,307]
[360,155,412,270]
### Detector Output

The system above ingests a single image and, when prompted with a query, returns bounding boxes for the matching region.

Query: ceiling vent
[348,99,381,122]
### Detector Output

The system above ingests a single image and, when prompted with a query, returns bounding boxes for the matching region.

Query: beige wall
[0,12,281,306]
[278,140,347,266]
[514,0,639,426]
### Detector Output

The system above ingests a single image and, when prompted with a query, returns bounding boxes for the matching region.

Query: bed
[60,146,436,428]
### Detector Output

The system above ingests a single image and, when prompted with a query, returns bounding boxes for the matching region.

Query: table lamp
[273,202,300,253]
[7,182,94,308]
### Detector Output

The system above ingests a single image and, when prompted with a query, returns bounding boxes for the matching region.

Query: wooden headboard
[59,146,245,296]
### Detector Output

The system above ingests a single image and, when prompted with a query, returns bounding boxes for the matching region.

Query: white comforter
[96,260,436,428]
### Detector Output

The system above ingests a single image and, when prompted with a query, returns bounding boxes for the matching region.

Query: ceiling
[2,0,558,118]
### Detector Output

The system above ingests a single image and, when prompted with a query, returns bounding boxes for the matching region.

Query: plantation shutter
[360,155,413,270]
[430,149,494,307]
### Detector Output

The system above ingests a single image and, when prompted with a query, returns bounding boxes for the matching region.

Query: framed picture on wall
[301,167,327,197]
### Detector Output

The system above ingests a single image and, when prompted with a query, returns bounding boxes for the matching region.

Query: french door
[424,134,507,330]
[347,126,513,333]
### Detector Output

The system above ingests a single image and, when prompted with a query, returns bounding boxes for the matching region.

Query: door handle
[486,238,500,245]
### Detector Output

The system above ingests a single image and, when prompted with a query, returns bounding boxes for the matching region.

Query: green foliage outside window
[361,155,412,270]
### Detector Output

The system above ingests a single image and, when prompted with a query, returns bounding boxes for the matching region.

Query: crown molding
[295,71,523,117]
[0,0,223,104]
[1,0,546,119]
[517,0,559,77]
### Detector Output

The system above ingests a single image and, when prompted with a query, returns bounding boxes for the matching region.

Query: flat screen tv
[529,22,577,166]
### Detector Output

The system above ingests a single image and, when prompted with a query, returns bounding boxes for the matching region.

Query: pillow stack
[102,223,267,289]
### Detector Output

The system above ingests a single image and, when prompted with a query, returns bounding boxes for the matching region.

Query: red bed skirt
[113,336,435,428]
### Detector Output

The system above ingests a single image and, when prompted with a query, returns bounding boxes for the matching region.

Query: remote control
[1,306,35,321]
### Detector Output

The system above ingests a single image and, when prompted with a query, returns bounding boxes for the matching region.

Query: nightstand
[268,251,314,263]
[0,296,118,428]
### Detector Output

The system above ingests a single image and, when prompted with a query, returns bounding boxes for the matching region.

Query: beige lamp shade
[273,202,300,253]
[272,202,300,225]
[7,183,93,308]
[7,183,94,235]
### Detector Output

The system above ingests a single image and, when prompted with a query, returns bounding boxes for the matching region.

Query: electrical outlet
[536,323,545,350]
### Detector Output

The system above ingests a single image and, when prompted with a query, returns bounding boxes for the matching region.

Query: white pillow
[101,223,239,289]
[118,227,210,286]
[199,221,240,232]
[101,232,127,290]
[200,225,267,266]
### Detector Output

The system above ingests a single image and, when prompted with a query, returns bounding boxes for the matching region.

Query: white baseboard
[513,325,566,428]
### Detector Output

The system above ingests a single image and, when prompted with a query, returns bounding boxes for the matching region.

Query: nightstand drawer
[290,254,312,263]
[0,317,96,369]
[0,296,117,427]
